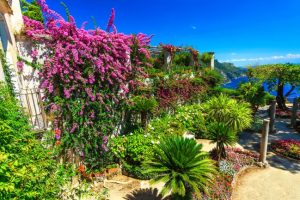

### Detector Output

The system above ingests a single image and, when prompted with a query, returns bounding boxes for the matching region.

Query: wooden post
[291,98,298,128]
[269,100,276,133]
[259,119,270,164]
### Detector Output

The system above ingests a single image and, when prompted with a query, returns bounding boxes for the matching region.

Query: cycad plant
[144,136,216,199]
[203,94,252,131]
[208,123,237,160]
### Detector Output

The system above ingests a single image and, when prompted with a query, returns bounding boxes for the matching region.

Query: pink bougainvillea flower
[23,0,152,164]
[17,61,24,73]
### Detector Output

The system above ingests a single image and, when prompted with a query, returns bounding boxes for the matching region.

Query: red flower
[54,128,61,135]
[78,165,85,173]
[55,140,61,146]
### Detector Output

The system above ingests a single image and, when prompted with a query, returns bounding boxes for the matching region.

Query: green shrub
[0,83,69,199]
[202,69,224,87]
[21,0,44,23]
[109,130,155,179]
[203,94,253,132]
[147,115,186,137]
[213,87,240,97]
[128,95,158,113]
[238,81,274,114]
[200,52,213,65]
[173,51,192,66]
[175,104,208,138]
[128,95,158,128]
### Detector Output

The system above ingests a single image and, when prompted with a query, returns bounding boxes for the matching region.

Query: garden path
[233,118,300,200]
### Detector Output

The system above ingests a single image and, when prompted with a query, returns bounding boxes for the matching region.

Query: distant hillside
[215,60,247,81]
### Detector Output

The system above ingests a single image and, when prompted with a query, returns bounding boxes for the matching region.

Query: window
[0,13,9,52]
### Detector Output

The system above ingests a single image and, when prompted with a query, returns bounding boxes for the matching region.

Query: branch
[285,85,296,97]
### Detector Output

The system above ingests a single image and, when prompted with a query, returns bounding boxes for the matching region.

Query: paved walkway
[233,118,300,200]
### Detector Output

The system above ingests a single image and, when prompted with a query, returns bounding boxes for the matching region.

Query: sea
[222,77,300,102]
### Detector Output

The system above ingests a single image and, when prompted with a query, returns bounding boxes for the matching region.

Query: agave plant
[203,94,253,131]
[208,122,237,160]
[144,136,216,199]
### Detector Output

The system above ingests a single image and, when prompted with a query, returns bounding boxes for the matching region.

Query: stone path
[233,118,300,200]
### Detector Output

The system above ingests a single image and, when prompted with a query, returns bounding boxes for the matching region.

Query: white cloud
[230,52,237,56]
[220,53,300,63]
[191,26,197,30]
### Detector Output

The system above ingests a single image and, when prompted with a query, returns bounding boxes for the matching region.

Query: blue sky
[46,0,300,67]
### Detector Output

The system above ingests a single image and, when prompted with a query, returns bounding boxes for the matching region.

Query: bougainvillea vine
[22,0,152,169]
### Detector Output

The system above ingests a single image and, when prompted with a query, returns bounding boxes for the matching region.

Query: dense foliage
[22,0,151,169]
[128,95,158,128]
[203,94,253,131]
[175,104,207,138]
[248,64,300,109]
[21,0,44,23]
[237,81,275,114]
[0,51,14,96]
[144,136,216,199]
[0,83,69,199]
[109,131,155,179]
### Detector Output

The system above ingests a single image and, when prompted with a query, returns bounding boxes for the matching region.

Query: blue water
[223,77,300,102]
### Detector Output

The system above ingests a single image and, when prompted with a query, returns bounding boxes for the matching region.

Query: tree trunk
[141,111,147,129]
[276,80,287,110]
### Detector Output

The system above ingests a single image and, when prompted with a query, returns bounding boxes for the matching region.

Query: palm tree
[203,94,253,131]
[208,122,237,160]
[144,136,216,199]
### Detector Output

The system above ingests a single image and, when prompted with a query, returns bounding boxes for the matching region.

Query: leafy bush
[21,0,44,23]
[271,140,300,160]
[203,94,253,132]
[202,69,224,87]
[200,52,213,65]
[238,81,274,114]
[212,87,240,97]
[173,51,192,66]
[109,131,156,179]
[0,83,68,199]
[128,95,158,113]
[175,104,208,138]
[147,116,186,137]
[128,95,158,128]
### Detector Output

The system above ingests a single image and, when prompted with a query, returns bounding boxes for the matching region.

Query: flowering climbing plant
[22,0,152,168]
[161,44,177,56]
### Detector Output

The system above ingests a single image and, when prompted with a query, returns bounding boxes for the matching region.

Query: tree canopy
[248,64,300,109]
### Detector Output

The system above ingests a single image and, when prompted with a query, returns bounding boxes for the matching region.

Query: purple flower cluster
[22,0,152,162]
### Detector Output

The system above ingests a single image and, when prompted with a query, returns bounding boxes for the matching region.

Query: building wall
[0,1,47,130]
[0,0,24,92]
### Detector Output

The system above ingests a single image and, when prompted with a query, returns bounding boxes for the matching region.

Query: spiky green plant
[144,136,216,199]
[208,122,237,160]
[203,94,252,131]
